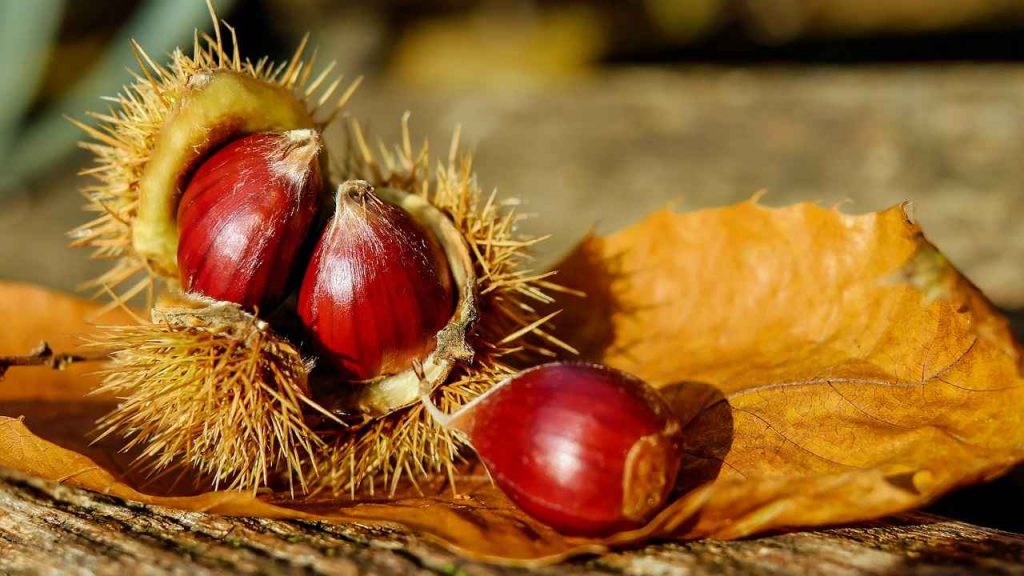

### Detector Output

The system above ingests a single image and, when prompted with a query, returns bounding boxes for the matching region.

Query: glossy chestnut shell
[450,362,683,536]
[298,181,455,381]
[176,129,322,312]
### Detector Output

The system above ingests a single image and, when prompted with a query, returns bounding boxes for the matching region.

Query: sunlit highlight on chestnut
[176,129,323,312]
[298,180,455,381]
[422,362,683,537]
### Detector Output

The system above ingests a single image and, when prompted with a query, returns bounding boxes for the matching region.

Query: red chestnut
[424,362,683,537]
[298,181,455,381]
[177,129,322,311]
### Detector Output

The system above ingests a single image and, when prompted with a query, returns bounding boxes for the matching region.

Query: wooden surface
[0,465,1021,575]
[6,66,1024,306]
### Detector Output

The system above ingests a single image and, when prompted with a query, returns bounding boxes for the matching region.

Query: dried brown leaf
[551,200,1024,540]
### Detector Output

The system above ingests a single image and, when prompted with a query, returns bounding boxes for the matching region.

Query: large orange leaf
[1,199,1023,565]
[553,199,1024,539]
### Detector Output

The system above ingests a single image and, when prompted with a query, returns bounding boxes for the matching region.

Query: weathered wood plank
[0,466,1022,575]
[7,67,1024,307]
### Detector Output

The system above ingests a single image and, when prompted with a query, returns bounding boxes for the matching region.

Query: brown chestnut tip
[621,421,683,523]
[272,128,322,184]
[338,179,374,202]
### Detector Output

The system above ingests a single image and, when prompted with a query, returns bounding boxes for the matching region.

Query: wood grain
[1,465,1022,575]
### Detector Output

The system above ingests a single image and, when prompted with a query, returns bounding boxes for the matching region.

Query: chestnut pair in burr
[175,129,684,537]
[176,130,453,382]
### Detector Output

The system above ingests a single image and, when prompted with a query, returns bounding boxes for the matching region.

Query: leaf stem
[0,341,105,381]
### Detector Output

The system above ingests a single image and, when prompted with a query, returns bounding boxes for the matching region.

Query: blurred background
[0,0,1022,530]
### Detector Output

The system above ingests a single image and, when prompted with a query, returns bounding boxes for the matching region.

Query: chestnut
[298,180,456,381]
[423,362,683,536]
[176,129,323,312]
